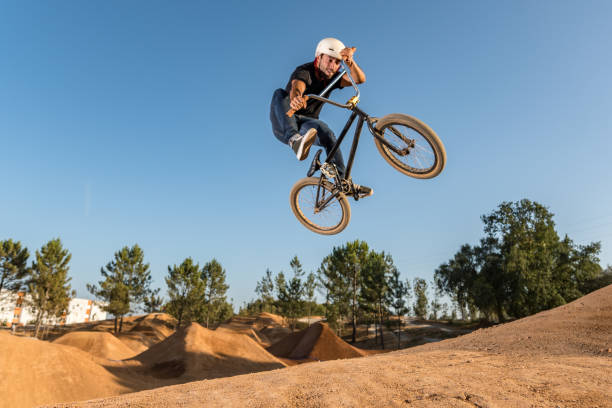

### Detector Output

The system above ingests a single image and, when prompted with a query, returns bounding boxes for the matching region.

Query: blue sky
[2,1,611,309]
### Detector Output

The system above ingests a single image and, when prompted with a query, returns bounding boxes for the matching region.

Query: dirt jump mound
[267,322,366,361]
[133,322,286,381]
[0,332,127,408]
[114,331,155,354]
[424,283,612,356]
[128,313,176,343]
[256,312,287,327]
[217,312,291,347]
[52,331,139,360]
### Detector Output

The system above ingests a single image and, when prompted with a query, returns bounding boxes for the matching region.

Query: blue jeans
[270,88,345,177]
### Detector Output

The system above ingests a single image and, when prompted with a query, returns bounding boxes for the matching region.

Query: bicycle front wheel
[373,113,446,179]
[289,177,351,235]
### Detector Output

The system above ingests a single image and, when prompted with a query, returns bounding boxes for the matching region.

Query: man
[270,37,372,196]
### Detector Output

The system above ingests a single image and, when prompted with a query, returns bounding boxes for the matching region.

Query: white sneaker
[291,128,317,161]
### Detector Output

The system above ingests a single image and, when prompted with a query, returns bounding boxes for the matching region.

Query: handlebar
[285,60,361,117]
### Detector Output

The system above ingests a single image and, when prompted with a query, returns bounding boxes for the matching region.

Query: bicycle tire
[289,177,351,235]
[373,113,446,179]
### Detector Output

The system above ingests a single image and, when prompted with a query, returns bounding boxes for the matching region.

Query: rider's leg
[299,118,346,178]
[270,88,317,160]
[270,88,299,144]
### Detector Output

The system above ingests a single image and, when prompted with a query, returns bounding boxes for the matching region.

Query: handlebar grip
[286,95,309,117]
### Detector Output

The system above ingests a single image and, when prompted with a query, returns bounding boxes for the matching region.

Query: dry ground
[50,350,610,408]
[0,285,610,407]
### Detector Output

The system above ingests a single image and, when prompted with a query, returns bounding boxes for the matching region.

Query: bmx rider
[270,37,373,196]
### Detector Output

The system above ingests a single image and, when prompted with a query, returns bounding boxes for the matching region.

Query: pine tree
[274,257,305,332]
[274,270,288,317]
[413,278,428,319]
[165,258,206,328]
[316,265,344,335]
[304,272,317,325]
[255,268,275,313]
[387,264,408,349]
[87,265,129,333]
[404,279,412,316]
[429,281,442,320]
[201,259,229,328]
[87,244,154,332]
[28,238,74,338]
[361,251,390,349]
[143,289,164,313]
[320,240,369,343]
[0,239,29,296]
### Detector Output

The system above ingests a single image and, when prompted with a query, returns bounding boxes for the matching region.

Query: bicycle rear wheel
[374,113,446,179]
[289,177,351,235]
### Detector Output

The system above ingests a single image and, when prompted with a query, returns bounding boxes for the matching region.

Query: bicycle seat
[307,149,323,177]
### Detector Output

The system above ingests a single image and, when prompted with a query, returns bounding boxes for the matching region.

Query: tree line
[434,199,611,322]
[0,240,232,336]
[3,199,611,340]
[0,238,74,338]
[243,243,439,350]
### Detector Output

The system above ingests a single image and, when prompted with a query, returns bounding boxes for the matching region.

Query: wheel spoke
[297,183,344,230]
[382,124,436,173]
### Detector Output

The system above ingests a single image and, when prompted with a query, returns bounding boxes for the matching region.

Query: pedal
[352,182,374,200]
[320,162,336,179]
[307,149,323,177]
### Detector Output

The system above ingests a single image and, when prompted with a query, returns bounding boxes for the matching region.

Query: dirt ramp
[133,322,285,381]
[424,284,612,356]
[115,331,155,354]
[53,331,138,360]
[218,313,291,347]
[259,326,291,345]
[217,316,264,344]
[267,322,366,361]
[0,332,127,408]
[256,312,287,327]
[129,313,176,343]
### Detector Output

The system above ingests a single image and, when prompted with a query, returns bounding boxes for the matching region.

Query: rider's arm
[289,79,308,111]
[340,47,366,87]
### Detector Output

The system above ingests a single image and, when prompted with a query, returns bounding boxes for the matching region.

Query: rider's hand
[340,47,356,67]
[290,95,307,112]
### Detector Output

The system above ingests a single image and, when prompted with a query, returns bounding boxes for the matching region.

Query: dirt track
[2,285,610,407]
[44,285,611,407]
[51,350,610,407]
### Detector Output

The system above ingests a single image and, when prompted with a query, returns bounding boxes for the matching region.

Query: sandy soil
[2,286,610,407]
[0,331,130,408]
[53,331,139,360]
[46,285,612,408]
[49,351,610,408]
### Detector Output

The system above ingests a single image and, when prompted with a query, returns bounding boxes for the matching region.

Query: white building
[65,297,107,324]
[0,290,21,325]
[0,289,107,327]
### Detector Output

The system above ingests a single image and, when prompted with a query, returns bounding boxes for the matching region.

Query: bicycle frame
[306,62,414,206]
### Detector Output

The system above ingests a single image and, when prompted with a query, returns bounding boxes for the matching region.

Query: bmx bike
[287,61,446,235]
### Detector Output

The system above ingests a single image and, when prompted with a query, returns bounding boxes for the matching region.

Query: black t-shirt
[285,61,343,119]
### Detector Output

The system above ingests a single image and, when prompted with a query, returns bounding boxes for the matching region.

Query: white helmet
[315,37,345,60]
